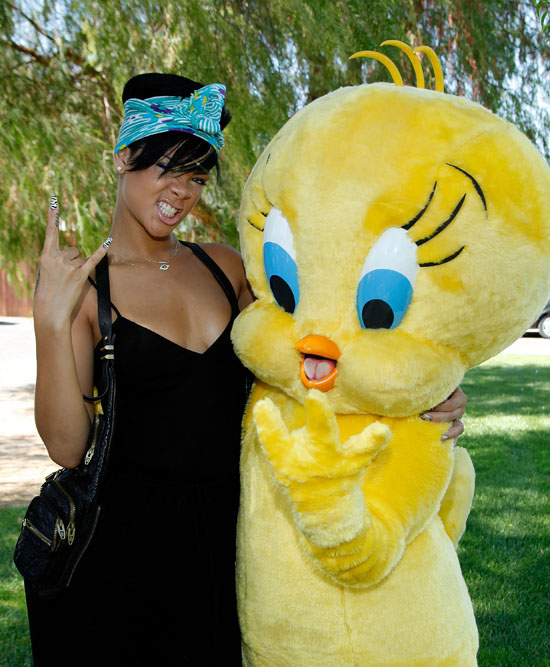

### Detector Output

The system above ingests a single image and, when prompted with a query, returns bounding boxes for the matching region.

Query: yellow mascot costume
[231,41,550,666]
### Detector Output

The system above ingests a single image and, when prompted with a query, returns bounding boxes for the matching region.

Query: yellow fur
[233,82,550,664]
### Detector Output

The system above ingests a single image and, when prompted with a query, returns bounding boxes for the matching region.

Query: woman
[27,73,466,665]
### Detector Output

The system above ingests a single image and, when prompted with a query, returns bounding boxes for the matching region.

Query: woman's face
[114,150,210,238]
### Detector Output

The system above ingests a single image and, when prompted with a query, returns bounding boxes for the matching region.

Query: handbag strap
[95,254,114,344]
[83,255,114,402]
[180,241,240,316]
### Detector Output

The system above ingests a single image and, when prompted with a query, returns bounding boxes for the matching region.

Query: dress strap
[87,276,122,319]
[180,241,239,316]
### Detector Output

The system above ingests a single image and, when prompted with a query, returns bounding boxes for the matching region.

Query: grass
[0,353,549,665]
[0,506,32,666]
[459,354,550,666]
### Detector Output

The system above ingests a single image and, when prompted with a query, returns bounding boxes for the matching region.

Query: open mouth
[157,201,182,224]
[303,355,337,381]
[300,354,338,391]
[296,334,341,392]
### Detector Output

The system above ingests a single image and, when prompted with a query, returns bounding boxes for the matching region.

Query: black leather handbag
[14,255,116,598]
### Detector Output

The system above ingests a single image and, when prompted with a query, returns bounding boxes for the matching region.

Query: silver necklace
[109,241,181,271]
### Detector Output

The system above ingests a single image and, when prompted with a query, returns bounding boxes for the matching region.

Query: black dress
[25,242,250,666]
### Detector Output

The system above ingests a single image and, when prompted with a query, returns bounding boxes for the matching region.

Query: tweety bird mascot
[232,41,550,666]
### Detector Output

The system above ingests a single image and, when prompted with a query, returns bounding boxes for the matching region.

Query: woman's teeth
[158,202,178,218]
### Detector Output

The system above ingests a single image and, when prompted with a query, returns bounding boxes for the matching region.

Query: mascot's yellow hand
[253,389,390,483]
[253,390,391,548]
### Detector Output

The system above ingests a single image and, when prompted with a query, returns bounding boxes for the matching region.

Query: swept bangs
[126,131,219,176]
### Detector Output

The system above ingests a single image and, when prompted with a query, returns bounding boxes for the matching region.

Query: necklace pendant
[159,263,170,271]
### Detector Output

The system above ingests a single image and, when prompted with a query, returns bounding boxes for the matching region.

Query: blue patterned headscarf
[114,83,226,154]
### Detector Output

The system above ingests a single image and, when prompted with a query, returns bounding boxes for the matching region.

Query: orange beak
[296,334,341,392]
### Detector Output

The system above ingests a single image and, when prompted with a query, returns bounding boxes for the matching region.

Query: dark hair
[121,73,231,175]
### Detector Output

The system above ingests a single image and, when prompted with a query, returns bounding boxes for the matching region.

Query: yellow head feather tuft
[381,40,425,88]
[349,50,404,86]
[414,45,445,92]
[350,40,445,92]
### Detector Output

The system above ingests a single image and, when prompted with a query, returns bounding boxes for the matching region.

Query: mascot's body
[232,49,550,666]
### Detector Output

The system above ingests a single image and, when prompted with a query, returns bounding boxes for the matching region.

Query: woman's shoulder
[195,242,245,281]
[196,241,242,262]
[195,242,253,309]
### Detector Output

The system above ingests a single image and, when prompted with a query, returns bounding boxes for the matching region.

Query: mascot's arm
[253,390,454,588]
[438,446,475,547]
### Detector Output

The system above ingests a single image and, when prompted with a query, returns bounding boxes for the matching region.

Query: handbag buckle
[84,448,94,465]
[100,342,115,361]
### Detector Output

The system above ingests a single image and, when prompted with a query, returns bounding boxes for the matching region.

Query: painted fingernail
[420,413,432,422]
[103,237,112,248]
[50,195,58,210]
[441,434,450,441]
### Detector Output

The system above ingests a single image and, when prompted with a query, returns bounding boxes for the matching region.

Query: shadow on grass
[458,362,550,665]
[462,364,550,418]
[460,515,550,665]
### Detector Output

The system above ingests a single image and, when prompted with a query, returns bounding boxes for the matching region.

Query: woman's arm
[33,199,108,468]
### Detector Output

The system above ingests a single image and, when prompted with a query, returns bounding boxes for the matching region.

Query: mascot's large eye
[263,208,300,313]
[357,228,418,329]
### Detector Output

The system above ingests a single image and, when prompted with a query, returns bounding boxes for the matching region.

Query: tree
[533,0,550,38]
[1,0,549,290]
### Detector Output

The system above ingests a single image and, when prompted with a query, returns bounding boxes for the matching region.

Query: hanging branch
[3,38,51,65]
[5,1,56,43]
[533,0,550,38]
[4,2,109,85]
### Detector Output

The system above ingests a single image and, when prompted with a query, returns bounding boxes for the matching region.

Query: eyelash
[191,176,208,186]
[247,209,268,231]
[247,189,273,231]
[155,163,208,186]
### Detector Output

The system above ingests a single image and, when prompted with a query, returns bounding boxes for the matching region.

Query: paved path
[0,317,549,507]
[0,318,52,506]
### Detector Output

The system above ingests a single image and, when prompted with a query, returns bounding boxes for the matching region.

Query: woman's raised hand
[34,196,110,329]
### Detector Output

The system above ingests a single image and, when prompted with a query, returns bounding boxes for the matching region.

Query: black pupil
[270,275,295,313]
[361,299,394,329]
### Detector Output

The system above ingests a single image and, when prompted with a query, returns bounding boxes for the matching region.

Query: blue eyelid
[263,208,300,314]
[357,228,418,330]
[357,270,413,329]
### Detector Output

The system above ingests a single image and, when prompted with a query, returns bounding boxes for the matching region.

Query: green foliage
[2,1,550,288]
[533,0,550,35]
